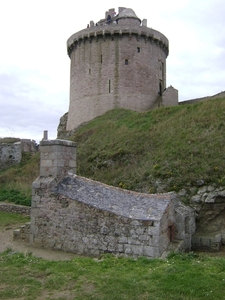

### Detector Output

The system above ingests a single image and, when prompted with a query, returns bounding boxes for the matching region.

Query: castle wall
[66,21,169,131]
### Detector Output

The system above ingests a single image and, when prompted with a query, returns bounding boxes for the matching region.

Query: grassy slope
[71,97,225,198]
[0,152,40,205]
[0,97,224,205]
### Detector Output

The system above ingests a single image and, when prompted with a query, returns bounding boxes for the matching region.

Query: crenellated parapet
[67,26,169,57]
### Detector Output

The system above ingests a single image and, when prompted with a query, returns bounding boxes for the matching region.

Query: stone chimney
[39,139,76,179]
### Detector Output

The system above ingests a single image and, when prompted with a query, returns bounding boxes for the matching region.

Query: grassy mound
[71,98,225,195]
[0,97,224,205]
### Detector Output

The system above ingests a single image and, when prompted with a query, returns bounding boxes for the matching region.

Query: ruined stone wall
[0,139,38,171]
[0,143,21,170]
[66,23,169,130]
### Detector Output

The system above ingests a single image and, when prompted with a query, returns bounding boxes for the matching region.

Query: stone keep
[66,7,178,131]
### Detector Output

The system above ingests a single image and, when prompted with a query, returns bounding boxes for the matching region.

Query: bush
[0,189,31,206]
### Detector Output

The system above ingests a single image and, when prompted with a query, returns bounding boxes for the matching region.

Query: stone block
[127,237,141,245]
[124,245,132,255]
[69,159,76,168]
[53,159,64,167]
[143,246,158,257]
[139,234,149,242]
[41,160,52,167]
[30,224,39,236]
[118,236,128,244]
[32,180,41,189]
[131,245,143,256]
[147,227,160,235]
[117,244,124,252]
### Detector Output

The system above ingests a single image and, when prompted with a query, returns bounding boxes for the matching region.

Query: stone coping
[40,139,76,147]
[53,174,173,221]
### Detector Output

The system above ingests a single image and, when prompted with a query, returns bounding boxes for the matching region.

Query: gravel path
[0,224,76,261]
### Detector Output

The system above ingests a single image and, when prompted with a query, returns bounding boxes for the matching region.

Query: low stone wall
[0,203,31,216]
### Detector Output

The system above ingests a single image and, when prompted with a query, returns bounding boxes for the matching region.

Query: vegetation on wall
[0,137,21,144]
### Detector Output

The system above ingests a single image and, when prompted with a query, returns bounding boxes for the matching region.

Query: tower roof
[119,8,139,18]
[116,8,141,25]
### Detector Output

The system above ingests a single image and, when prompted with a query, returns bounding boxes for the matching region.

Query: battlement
[67,26,169,58]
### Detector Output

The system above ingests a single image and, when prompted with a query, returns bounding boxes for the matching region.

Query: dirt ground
[0,224,77,261]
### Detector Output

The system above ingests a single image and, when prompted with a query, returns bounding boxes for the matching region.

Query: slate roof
[53,175,173,221]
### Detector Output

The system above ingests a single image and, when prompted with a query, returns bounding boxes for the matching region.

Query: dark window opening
[101,55,103,63]
[109,80,111,93]
[89,69,91,75]
[168,225,175,242]
[125,59,128,65]
[158,81,162,96]
[137,47,140,53]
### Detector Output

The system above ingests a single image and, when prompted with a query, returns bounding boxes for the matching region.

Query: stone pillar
[42,130,48,140]
[142,19,147,27]
[39,139,77,178]
[30,139,76,247]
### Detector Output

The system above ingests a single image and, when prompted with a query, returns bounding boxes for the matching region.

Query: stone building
[66,7,178,131]
[29,139,195,259]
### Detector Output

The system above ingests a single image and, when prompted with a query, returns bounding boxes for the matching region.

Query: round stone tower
[66,7,170,131]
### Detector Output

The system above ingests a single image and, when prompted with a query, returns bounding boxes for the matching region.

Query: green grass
[0,97,225,205]
[0,152,39,206]
[0,250,225,299]
[71,98,225,196]
[0,211,30,228]
[0,189,31,206]
[0,137,20,144]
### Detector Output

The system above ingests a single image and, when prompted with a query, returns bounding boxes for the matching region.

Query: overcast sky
[0,0,224,143]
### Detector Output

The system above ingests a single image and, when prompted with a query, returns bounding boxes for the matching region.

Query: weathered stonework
[0,143,21,170]
[29,139,195,258]
[0,139,38,170]
[66,7,178,132]
[190,186,225,251]
[0,203,30,216]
